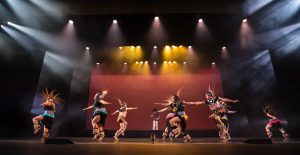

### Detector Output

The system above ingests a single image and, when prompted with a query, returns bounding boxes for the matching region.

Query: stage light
[136,46,141,48]
[0,25,3,28]
[131,46,135,48]
[168,61,171,64]
[154,62,157,64]
[212,62,215,65]
[164,61,167,64]
[140,61,143,64]
[198,19,203,23]
[96,63,100,65]
[7,21,12,25]
[179,45,183,48]
[183,61,187,64]
[173,61,176,64]
[113,20,118,24]
[86,47,89,50]
[222,46,226,49]
[154,16,159,21]
[136,61,139,64]
[124,62,127,65]
[68,20,74,24]
[153,46,157,49]
[119,46,123,49]
[172,45,176,48]
[188,46,192,49]
[145,61,148,64]
[242,18,247,23]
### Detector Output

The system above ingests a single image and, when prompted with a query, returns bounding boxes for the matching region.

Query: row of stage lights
[67,16,248,25]
[96,61,216,65]
[1,17,247,29]
[85,45,228,51]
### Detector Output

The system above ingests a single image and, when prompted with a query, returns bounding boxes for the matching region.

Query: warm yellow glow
[160,61,183,74]
[162,45,189,61]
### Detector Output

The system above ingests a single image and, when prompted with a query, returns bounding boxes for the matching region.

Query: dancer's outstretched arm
[219,97,239,103]
[126,107,138,111]
[82,105,94,111]
[184,101,205,105]
[112,110,119,115]
[158,107,168,113]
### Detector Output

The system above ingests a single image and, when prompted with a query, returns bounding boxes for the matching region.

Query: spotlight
[124,62,127,65]
[131,46,135,48]
[136,46,141,48]
[172,45,176,48]
[68,20,74,24]
[140,61,143,64]
[183,61,187,64]
[164,61,167,64]
[154,16,159,21]
[179,45,183,48]
[96,63,100,65]
[173,61,176,64]
[154,62,157,64]
[0,25,3,28]
[188,46,192,49]
[242,18,247,23]
[113,20,118,24]
[198,19,203,23]
[7,21,12,25]
[212,62,216,65]
[145,61,148,64]
[119,46,123,49]
[222,46,226,49]
[153,46,157,49]
[135,61,139,64]
[168,61,171,64]
[86,47,90,50]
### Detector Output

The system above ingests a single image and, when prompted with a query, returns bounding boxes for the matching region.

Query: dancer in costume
[112,99,138,142]
[32,89,64,143]
[190,86,239,141]
[156,89,201,142]
[263,105,289,141]
[83,90,112,142]
[151,108,160,130]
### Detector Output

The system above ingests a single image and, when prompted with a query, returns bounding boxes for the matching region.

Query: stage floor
[1,138,300,155]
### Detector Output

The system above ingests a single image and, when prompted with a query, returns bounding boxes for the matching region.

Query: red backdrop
[86,68,223,130]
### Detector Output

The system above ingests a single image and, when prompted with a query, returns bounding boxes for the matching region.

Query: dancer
[189,86,239,140]
[263,105,289,141]
[112,99,138,142]
[156,89,201,142]
[83,90,112,142]
[32,89,64,143]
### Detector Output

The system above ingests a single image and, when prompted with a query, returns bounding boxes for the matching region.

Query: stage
[1,138,300,155]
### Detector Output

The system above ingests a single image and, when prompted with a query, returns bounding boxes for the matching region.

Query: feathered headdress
[207,85,215,96]
[41,89,64,104]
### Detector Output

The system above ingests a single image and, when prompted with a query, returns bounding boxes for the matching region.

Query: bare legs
[114,121,128,141]
[32,115,50,143]
[92,115,105,141]
[152,120,158,130]
[265,124,289,141]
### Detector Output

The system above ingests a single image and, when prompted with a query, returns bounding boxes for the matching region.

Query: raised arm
[82,105,94,111]
[154,102,170,106]
[219,97,239,103]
